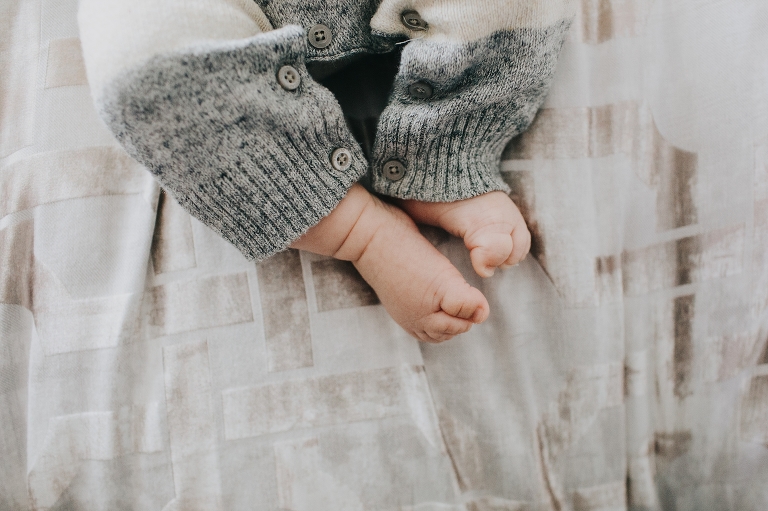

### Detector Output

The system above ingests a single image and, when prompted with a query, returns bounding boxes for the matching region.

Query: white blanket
[1,0,767,509]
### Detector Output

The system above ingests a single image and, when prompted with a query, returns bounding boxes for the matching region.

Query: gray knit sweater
[78,0,573,261]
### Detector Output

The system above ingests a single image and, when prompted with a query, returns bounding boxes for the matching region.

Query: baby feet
[398,191,531,279]
[350,198,489,342]
[291,184,489,343]
[290,186,529,341]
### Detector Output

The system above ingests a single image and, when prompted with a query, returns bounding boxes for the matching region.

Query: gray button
[308,24,332,49]
[401,11,428,31]
[408,81,433,99]
[382,160,406,181]
[277,65,301,91]
[331,148,353,171]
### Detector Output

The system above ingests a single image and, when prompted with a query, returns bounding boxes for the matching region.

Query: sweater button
[331,148,353,171]
[408,81,433,99]
[277,65,301,91]
[308,24,332,49]
[382,160,406,181]
[401,11,428,31]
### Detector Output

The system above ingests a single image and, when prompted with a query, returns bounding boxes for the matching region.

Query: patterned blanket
[1,0,767,509]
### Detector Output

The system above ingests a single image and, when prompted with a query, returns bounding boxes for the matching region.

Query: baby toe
[421,312,474,343]
[439,283,489,323]
[504,226,531,266]
[468,234,514,278]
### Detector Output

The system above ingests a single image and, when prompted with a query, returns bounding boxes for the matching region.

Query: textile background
[1,0,767,509]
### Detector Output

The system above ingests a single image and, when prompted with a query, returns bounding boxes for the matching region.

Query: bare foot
[350,197,489,342]
[398,191,531,278]
[291,184,489,343]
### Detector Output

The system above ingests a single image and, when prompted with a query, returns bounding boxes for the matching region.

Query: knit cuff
[371,21,571,202]
[97,26,366,261]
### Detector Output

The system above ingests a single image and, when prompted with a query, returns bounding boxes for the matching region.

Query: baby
[76,1,548,344]
[291,184,531,343]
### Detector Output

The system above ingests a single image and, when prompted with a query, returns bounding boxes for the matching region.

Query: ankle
[290,184,378,258]
[332,194,388,263]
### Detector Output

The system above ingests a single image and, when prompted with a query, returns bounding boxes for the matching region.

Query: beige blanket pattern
[1,0,767,509]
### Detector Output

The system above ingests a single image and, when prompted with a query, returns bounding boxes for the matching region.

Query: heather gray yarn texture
[95,2,571,261]
[99,26,367,261]
[371,21,571,201]
[254,0,396,61]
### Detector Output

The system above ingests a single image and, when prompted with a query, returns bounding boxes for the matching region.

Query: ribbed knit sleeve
[100,29,367,261]
[79,0,367,261]
[369,0,574,202]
